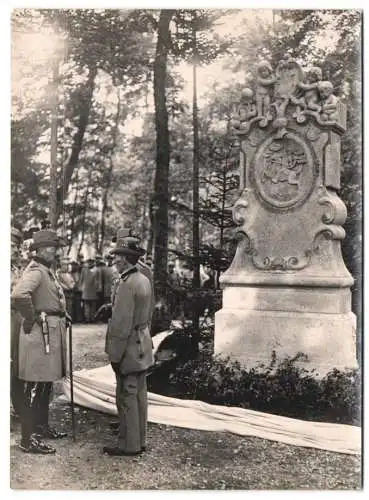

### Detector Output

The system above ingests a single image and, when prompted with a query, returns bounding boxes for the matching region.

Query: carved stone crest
[275,55,304,98]
[251,132,317,210]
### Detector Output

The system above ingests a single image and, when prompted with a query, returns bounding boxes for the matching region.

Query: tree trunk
[153,10,174,296]
[67,171,79,254]
[99,90,122,254]
[94,205,100,253]
[191,12,200,354]
[77,170,93,257]
[217,165,227,290]
[192,16,200,289]
[219,163,227,252]
[49,57,59,230]
[57,64,97,218]
[146,199,154,256]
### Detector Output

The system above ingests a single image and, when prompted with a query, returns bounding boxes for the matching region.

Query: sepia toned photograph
[9,6,362,491]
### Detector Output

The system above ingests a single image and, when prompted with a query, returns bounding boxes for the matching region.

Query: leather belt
[36,310,65,317]
[135,324,148,331]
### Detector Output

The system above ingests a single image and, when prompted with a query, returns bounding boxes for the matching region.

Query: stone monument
[214,55,357,375]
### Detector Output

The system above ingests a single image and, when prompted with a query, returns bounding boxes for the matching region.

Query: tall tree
[23,8,155,220]
[152,9,175,292]
[191,11,200,291]
[49,56,60,229]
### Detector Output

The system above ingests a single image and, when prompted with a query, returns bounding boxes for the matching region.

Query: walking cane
[68,322,76,441]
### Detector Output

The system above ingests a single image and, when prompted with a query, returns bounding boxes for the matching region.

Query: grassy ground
[10,324,362,490]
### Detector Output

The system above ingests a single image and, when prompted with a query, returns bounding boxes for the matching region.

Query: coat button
[136,340,140,344]
[139,354,144,359]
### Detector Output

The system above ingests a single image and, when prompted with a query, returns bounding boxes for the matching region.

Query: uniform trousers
[73,291,84,323]
[115,371,148,453]
[83,300,97,322]
[20,381,52,444]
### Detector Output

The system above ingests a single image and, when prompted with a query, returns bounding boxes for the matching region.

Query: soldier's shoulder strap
[138,260,149,270]
[120,266,138,282]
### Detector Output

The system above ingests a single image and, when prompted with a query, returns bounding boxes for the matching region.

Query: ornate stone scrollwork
[310,227,346,259]
[227,53,349,277]
[233,230,258,258]
[232,196,249,225]
[254,255,308,271]
[317,186,347,225]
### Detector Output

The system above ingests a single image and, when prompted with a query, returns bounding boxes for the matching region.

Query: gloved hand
[65,312,72,327]
[94,303,112,321]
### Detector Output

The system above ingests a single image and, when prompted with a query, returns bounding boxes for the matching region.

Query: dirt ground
[9,324,362,490]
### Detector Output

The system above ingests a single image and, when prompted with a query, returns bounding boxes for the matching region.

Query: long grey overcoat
[79,266,101,301]
[11,265,23,375]
[105,266,154,375]
[11,259,67,382]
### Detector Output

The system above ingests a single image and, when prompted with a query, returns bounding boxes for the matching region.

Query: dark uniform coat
[11,260,67,382]
[105,266,154,375]
[80,265,101,301]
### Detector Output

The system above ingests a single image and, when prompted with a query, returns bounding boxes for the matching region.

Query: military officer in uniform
[11,226,24,418]
[79,258,99,323]
[102,254,118,304]
[112,229,155,326]
[11,229,69,454]
[95,254,105,311]
[103,229,154,456]
[56,256,76,318]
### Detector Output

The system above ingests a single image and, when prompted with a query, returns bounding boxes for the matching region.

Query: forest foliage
[11,9,362,315]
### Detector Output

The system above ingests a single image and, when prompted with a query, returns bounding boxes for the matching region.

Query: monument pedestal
[214,55,358,375]
[215,285,357,374]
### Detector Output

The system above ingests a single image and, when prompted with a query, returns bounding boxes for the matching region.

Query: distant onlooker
[70,259,84,323]
[95,255,105,310]
[168,261,181,287]
[201,264,216,289]
[40,219,52,230]
[167,261,181,318]
[21,226,39,265]
[56,256,76,318]
[79,258,99,323]
[179,261,193,286]
[102,254,118,304]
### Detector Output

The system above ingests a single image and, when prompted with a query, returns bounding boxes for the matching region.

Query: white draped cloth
[62,362,360,456]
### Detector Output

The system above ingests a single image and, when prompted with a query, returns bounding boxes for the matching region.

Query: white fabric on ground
[62,364,360,456]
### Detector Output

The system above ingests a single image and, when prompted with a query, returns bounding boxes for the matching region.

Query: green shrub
[164,351,361,426]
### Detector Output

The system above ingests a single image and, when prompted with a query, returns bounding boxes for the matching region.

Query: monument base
[214,286,357,376]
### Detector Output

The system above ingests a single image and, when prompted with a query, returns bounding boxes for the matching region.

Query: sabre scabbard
[40,312,50,354]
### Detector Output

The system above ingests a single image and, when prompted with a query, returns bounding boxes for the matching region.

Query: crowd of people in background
[57,252,119,323]
[63,256,216,324]
[11,221,218,327]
